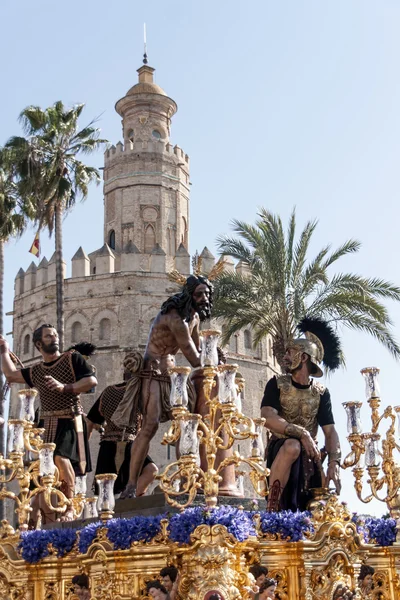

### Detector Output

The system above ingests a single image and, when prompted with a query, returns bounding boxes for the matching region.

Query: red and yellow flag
[29,232,40,258]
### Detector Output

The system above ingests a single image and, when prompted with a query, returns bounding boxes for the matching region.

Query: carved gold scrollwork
[269,568,289,600]
[44,582,59,600]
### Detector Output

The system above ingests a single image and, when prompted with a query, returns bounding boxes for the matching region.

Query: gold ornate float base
[0,498,399,600]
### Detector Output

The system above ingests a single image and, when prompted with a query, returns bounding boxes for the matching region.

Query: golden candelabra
[0,390,70,530]
[158,331,269,509]
[342,367,400,531]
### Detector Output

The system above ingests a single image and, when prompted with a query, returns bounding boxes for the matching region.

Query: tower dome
[115,65,178,144]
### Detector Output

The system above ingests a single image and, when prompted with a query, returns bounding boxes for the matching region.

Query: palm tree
[214,208,400,367]
[6,102,107,350]
[0,149,34,517]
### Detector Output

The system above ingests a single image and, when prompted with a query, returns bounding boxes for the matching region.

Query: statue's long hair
[161,275,213,322]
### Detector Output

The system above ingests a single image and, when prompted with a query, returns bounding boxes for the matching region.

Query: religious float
[0,333,399,599]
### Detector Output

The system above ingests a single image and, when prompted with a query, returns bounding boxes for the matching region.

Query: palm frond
[322,239,361,269]
[214,207,400,366]
[290,218,318,287]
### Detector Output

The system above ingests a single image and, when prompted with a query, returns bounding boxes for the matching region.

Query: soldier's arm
[86,396,104,439]
[261,378,287,435]
[0,337,26,384]
[169,312,201,367]
[44,375,98,394]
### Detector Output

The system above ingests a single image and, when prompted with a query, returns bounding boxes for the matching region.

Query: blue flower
[168,505,255,545]
[364,516,397,546]
[258,510,314,542]
[48,528,77,557]
[78,521,102,553]
[19,530,51,563]
[107,514,163,549]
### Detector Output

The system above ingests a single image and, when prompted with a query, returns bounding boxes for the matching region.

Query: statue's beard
[41,341,59,354]
[192,300,211,322]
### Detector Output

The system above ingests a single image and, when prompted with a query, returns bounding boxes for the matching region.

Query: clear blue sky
[1,1,400,514]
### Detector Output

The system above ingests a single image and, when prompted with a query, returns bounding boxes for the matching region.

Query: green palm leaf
[214,208,400,366]
[6,101,108,349]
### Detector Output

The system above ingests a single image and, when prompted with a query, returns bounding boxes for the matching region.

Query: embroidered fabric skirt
[39,417,92,475]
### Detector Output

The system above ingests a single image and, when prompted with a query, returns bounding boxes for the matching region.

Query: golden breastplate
[276,375,325,440]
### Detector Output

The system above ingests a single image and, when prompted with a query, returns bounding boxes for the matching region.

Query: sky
[1,0,400,515]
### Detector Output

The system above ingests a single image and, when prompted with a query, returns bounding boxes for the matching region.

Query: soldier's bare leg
[55,456,76,521]
[121,378,161,499]
[267,439,301,510]
[136,462,159,496]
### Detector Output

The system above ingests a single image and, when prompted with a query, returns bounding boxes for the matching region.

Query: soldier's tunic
[21,351,94,474]
[261,374,335,511]
[87,382,155,494]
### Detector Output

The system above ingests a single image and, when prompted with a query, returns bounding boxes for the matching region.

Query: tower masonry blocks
[11,63,277,490]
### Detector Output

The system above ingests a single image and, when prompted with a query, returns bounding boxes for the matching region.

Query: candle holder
[0,435,70,531]
[234,372,245,413]
[159,363,269,510]
[72,475,87,518]
[96,473,117,522]
[169,366,191,408]
[83,496,99,519]
[200,330,220,367]
[342,367,400,539]
[17,389,37,423]
[218,364,238,405]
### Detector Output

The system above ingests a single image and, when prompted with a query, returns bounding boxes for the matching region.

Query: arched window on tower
[23,334,30,355]
[127,129,134,143]
[181,217,188,247]
[244,330,252,350]
[99,318,111,341]
[108,230,116,250]
[71,321,82,344]
[144,224,156,253]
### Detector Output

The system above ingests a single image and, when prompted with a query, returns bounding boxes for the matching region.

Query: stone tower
[101,64,189,272]
[10,63,278,493]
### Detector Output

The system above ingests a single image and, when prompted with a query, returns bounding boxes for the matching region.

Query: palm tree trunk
[0,239,5,520]
[55,203,65,351]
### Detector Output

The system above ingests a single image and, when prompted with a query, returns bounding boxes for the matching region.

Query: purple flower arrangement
[17,506,394,564]
[78,521,102,553]
[258,510,314,542]
[352,514,397,546]
[107,514,164,549]
[168,505,256,545]
[19,528,78,562]
[19,530,54,563]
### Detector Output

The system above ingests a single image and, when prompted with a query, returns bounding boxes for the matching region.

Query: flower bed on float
[17,505,396,564]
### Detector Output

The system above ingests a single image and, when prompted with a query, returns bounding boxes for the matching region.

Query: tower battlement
[104,140,189,166]
[13,248,251,299]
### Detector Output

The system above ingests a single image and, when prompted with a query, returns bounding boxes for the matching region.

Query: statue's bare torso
[144,309,201,371]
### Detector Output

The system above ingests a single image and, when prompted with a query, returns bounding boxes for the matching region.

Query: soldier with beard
[0,325,97,521]
[113,275,213,499]
[261,317,342,512]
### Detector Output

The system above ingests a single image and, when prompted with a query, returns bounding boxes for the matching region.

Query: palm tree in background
[214,208,400,367]
[6,102,107,350]
[0,148,35,517]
